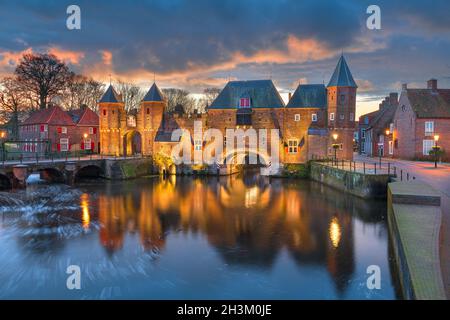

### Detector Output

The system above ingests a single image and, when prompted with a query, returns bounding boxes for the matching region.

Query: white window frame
[312,113,317,122]
[340,114,345,120]
[194,139,202,151]
[61,127,67,134]
[60,138,69,152]
[288,139,299,154]
[89,127,94,134]
[361,129,366,139]
[294,114,300,122]
[423,139,434,155]
[350,113,354,121]
[84,138,92,150]
[425,121,434,136]
[43,124,48,132]
[329,113,335,121]
[389,123,394,133]
[389,141,394,155]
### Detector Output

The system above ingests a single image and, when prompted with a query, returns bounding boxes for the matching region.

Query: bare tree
[0,77,29,140]
[196,87,221,112]
[162,88,196,114]
[15,53,73,109]
[116,80,145,112]
[57,75,105,112]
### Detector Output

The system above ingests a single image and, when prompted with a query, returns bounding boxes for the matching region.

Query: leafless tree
[57,75,105,112]
[162,88,196,114]
[196,87,221,112]
[0,77,30,140]
[15,53,73,109]
[116,80,145,112]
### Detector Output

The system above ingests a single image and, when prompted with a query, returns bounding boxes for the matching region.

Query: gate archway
[123,131,142,156]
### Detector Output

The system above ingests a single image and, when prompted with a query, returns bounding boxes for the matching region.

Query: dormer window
[239,97,250,108]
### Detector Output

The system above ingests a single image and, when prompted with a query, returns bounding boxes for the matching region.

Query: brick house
[392,79,450,161]
[361,93,398,157]
[19,105,99,154]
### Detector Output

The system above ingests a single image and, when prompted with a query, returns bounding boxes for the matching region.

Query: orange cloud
[100,50,112,65]
[0,47,33,68]
[48,47,85,64]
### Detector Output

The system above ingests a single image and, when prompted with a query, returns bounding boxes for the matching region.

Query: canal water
[0,172,399,299]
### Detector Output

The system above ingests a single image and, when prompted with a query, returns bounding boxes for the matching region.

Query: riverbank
[388,181,446,299]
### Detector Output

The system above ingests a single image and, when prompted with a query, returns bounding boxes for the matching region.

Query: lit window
[194,139,202,151]
[239,98,250,108]
[60,138,69,152]
[425,121,434,135]
[61,127,67,134]
[288,139,299,154]
[389,141,394,155]
[330,113,335,121]
[294,114,300,121]
[84,139,92,150]
[312,113,317,122]
[423,139,434,155]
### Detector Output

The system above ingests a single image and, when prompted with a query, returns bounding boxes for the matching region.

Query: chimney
[288,92,292,101]
[389,92,398,106]
[402,83,408,91]
[427,79,437,91]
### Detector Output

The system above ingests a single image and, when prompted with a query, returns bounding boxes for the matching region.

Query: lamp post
[432,134,440,168]
[332,133,339,165]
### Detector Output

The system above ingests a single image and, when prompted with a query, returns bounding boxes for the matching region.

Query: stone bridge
[0,157,154,190]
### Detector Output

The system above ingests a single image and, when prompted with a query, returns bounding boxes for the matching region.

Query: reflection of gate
[123,131,142,156]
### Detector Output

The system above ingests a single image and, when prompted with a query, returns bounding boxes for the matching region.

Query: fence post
[374,163,377,174]
[400,169,403,181]
[388,163,390,175]
[394,166,396,177]
[363,162,366,174]
[407,173,409,181]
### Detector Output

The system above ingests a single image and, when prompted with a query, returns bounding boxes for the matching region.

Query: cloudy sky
[1,0,450,116]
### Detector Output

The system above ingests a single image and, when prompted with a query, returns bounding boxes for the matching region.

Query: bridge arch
[0,173,12,190]
[75,164,104,181]
[223,148,271,166]
[38,168,64,183]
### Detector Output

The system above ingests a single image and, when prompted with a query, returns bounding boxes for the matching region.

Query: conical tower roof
[327,55,357,88]
[143,83,164,102]
[99,85,121,103]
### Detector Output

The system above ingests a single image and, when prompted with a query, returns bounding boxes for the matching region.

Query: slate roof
[99,85,121,103]
[208,80,285,109]
[21,106,75,126]
[327,55,357,88]
[406,89,450,118]
[286,84,327,108]
[143,83,164,102]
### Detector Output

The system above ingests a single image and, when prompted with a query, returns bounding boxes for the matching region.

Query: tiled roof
[286,84,327,108]
[143,83,164,102]
[406,89,450,118]
[99,85,121,103]
[208,80,285,109]
[22,106,74,126]
[327,55,357,88]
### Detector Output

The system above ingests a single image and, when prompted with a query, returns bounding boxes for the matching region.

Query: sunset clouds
[1,0,450,116]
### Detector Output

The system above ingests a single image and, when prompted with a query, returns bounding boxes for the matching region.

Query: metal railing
[311,154,416,181]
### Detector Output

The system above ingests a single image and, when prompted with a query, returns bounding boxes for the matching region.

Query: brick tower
[99,84,126,156]
[138,82,166,156]
[327,55,357,160]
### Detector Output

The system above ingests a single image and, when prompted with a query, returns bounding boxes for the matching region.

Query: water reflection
[0,172,396,299]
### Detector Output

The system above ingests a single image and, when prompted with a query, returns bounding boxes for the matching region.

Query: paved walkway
[356,154,450,298]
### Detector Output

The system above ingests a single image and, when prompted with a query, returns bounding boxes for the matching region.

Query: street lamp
[83,133,88,139]
[332,133,339,165]
[432,134,440,168]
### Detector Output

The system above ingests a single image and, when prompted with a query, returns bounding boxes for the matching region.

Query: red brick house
[19,105,99,154]
[392,79,450,161]
[361,93,398,157]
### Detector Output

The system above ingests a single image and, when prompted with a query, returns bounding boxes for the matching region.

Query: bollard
[407,173,409,181]
[388,163,390,175]
[400,169,403,181]
[363,162,366,174]
[374,163,377,174]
